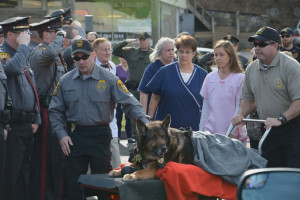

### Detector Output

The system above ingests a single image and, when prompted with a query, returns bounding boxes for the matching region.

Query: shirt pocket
[63,90,79,117]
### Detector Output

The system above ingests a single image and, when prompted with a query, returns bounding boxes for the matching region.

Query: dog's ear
[136,119,147,136]
[162,114,171,130]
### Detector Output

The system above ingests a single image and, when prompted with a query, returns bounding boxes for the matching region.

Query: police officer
[0,62,9,199]
[112,32,153,138]
[49,39,148,200]
[45,7,73,25]
[0,16,41,200]
[280,27,300,63]
[29,16,66,200]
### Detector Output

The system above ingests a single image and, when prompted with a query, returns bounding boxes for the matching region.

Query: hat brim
[248,35,270,42]
[72,49,92,56]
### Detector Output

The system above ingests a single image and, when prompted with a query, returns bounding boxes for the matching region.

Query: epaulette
[0,52,10,60]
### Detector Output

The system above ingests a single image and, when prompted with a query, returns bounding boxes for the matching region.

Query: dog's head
[136,115,171,162]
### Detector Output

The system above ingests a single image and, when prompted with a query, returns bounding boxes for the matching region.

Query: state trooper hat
[223,35,240,45]
[138,32,150,39]
[45,7,73,23]
[30,16,63,32]
[248,26,281,44]
[72,39,93,55]
[281,27,294,36]
[0,16,30,32]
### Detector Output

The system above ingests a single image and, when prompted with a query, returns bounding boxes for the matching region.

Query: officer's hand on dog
[16,31,30,46]
[60,136,73,156]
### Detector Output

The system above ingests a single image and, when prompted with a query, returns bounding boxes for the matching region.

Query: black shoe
[128,138,136,143]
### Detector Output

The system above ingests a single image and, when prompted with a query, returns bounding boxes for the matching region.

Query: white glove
[71,34,82,43]
[56,30,66,38]
[16,31,30,46]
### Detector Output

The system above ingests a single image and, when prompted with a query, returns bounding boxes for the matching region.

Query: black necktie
[101,64,109,69]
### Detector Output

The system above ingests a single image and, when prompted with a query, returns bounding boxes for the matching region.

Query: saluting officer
[49,39,148,200]
[0,16,41,200]
[112,32,153,139]
[29,16,66,200]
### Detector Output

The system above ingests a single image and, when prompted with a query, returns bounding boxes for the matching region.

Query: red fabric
[155,162,237,200]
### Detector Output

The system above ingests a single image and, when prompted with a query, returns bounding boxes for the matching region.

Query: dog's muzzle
[153,144,167,158]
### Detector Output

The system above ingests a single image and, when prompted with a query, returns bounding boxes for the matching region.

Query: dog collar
[157,158,166,169]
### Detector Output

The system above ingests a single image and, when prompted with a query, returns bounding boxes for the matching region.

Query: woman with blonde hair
[199,40,247,144]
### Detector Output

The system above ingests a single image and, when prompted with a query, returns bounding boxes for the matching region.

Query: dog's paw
[108,169,122,177]
[123,174,136,182]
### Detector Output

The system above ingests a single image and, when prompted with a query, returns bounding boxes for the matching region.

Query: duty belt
[67,122,110,132]
[10,110,36,123]
[0,110,11,124]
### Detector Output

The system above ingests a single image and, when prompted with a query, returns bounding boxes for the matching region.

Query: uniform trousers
[29,107,64,200]
[116,104,132,139]
[262,115,300,167]
[63,125,112,200]
[3,122,33,200]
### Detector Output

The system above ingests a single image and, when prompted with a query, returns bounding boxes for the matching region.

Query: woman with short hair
[147,35,207,130]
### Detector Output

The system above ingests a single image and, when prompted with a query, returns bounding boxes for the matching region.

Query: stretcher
[226,118,271,154]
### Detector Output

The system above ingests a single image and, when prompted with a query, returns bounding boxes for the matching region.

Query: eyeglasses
[72,54,90,61]
[88,40,95,43]
[253,41,272,48]
[281,35,291,38]
[100,49,112,53]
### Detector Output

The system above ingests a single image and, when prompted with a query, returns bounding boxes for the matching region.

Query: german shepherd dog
[109,114,194,181]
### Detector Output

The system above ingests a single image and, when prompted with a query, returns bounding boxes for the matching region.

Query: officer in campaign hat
[45,7,73,25]
[280,27,300,63]
[28,16,66,200]
[49,39,148,200]
[0,16,41,200]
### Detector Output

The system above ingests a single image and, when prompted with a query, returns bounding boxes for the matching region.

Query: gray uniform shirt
[0,41,40,124]
[49,64,148,139]
[29,35,65,96]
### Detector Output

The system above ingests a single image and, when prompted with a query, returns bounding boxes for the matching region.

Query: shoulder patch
[117,79,128,93]
[40,46,46,50]
[122,47,132,51]
[53,81,60,96]
[0,52,10,60]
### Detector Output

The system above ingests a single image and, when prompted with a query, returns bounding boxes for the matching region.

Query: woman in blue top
[147,35,207,130]
[139,37,176,114]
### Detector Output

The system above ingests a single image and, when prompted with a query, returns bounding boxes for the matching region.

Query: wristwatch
[277,115,287,125]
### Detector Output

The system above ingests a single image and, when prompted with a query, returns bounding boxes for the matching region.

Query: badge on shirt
[53,81,60,96]
[275,78,283,89]
[117,79,128,93]
[0,52,10,60]
[97,80,106,92]
[40,46,46,50]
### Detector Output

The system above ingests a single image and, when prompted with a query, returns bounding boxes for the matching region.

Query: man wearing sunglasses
[280,27,300,63]
[232,26,300,168]
[28,16,67,200]
[0,16,41,200]
[49,39,148,200]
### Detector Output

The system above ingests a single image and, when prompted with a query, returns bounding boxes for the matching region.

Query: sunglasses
[72,54,90,61]
[253,41,272,48]
[281,35,291,38]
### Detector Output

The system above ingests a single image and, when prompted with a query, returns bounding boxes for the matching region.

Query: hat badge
[76,40,83,47]
[257,27,265,35]
[227,35,231,40]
